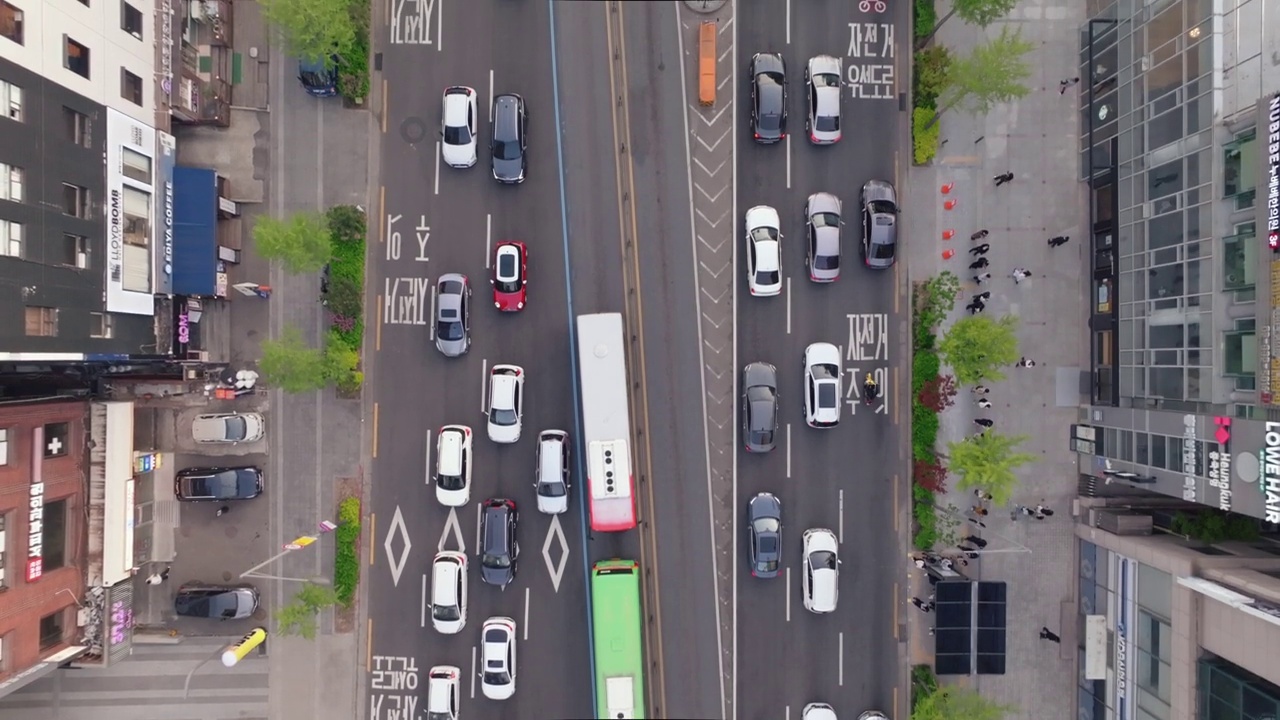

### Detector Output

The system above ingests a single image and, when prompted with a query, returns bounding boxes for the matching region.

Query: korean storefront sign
[1181,414,1199,502]
[1266,92,1278,250]
[1262,260,1280,404]
[1261,423,1280,523]
[174,306,191,355]
[1207,417,1233,511]
[1114,555,1137,720]
[26,481,44,581]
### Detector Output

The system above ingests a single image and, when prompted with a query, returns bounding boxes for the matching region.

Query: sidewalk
[902,0,1089,715]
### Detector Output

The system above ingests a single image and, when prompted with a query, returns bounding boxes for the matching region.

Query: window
[24,307,58,337]
[90,312,114,338]
[0,218,22,257]
[1223,224,1256,291]
[63,233,88,268]
[39,610,64,650]
[64,37,90,79]
[43,422,68,458]
[62,183,90,218]
[122,186,150,247]
[0,1,23,45]
[0,162,23,202]
[0,79,21,121]
[121,148,151,183]
[120,1,142,38]
[64,107,90,147]
[41,499,66,570]
[120,69,142,105]
[0,428,7,465]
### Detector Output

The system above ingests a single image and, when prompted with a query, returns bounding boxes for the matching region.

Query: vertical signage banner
[154,133,176,296]
[1113,554,1137,720]
[104,109,157,316]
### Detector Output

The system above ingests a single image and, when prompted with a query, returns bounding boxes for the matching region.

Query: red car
[492,241,527,312]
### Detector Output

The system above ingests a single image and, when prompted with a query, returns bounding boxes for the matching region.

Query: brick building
[0,399,90,694]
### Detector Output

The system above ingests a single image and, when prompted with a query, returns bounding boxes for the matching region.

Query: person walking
[969,257,990,270]
[1048,235,1070,247]
[967,302,986,315]
[1040,627,1062,643]
[938,557,955,570]
[973,291,991,301]
[993,172,1015,186]
[1058,77,1080,94]
[913,557,927,569]
[962,535,988,548]
[973,272,992,284]
[970,505,989,517]
[970,229,989,240]
[1016,357,1037,367]
[972,385,990,395]
[977,398,992,409]
[1011,268,1032,283]
[969,243,991,256]
[909,597,935,613]
[972,488,993,500]
[145,567,171,585]
[216,505,230,517]
[1034,504,1056,518]
[974,418,995,428]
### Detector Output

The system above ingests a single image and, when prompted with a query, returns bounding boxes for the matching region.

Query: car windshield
[810,550,837,570]
[224,416,247,440]
[494,139,521,161]
[428,713,453,720]
[815,114,840,133]
[755,270,780,286]
[812,73,840,88]
[538,480,567,497]
[814,253,840,270]
[444,124,471,145]
[491,407,517,426]
[811,211,839,228]
[437,319,464,341]
[750,226,778,244]
[818,382,838,409]
[754,517,781,534]
[483,552,511,569]
[870,199,897,214]
[870,239,897,259]
[437,473,465,491]
[433,603,460,621]
[484,670,511,685]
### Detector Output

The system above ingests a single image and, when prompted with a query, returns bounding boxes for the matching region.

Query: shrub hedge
[337,1,371,103]
[334,496,361,607]
[324,206,366,392]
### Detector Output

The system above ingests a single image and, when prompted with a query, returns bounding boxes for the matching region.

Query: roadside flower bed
[324,205,366,395]
[910,0,952,164]
[910,273,959,549]
[334,495,361,607]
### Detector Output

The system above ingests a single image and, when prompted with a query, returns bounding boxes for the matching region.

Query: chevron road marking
[698,235,727,253]
[697,104,731,127]
[696,208,729,228]
[695,183,728,203]
[694,157,728,177]
[701,287,729,304]
[699,260,730,279]
[702,313,726,330]
[696,128,730,152]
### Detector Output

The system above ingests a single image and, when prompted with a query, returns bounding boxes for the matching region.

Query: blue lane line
[547,1,599,715]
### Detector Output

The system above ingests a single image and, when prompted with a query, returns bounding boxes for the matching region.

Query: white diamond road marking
[437,507,465,553]
[383,506,413,587]
[541,514,569,593]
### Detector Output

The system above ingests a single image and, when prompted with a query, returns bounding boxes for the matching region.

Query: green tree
[912,685,1014,720]
[945,430,1036,505]
[927,26,1034,129]
[259,0,358,63]
[259,326,330,393]
[274,583,339,640]
[253,212,332,274]
[937,315,1020,385]
[916,0,1020,49]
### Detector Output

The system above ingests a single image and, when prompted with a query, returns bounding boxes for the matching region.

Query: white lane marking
[786,0,791,44]
[785,567,792,622]
[425,429,433,485]
[839,489,845,543]
[786,706,791,720]
[786,424,792,479]
[436,0,443,52]
[420,573,428,627]
[480,358,488,414]
[485,213,492,269]
[488,69,495,122]
[523,587,530,641]
[838,632,845,686]
[428,284,438,340]
[785,133,792,188]
[438,507,465,552]
[469,645,477,698]
[786,278,792,334]
[434,141,441,195]
[474,502,483,555]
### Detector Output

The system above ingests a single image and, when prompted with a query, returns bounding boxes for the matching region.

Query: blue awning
[171,166,218,296]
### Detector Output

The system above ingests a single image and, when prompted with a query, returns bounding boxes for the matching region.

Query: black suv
[175,466,264,502]
[480,498,519,587]
[491,94,527,184]
[750,53,787,143]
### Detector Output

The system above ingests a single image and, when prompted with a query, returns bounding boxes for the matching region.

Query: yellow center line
[371,402,380,458]
[375,296,384,352]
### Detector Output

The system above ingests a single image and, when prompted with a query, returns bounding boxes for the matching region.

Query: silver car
[742,362,779,452]
[434,273,471,357]
[861,180,899,269]
[806,55,842,144]
[191,413,265,443]
[805,192,842,283]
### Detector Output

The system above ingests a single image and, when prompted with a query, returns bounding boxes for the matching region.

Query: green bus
[591,559,646,719]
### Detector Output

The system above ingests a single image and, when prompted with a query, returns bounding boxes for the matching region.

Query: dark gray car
[748,492,782,578]
[750,53,787,143]
[742,362,778,452]
[434,273,471,357]
[805,192,842,282]
[174,584,260,619]
[490,94,527,184]
[861,179,899,269]
[480,498,519,588]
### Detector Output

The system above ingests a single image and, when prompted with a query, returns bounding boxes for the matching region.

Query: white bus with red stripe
[575,313,637,532]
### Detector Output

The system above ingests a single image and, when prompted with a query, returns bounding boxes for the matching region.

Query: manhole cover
[400,117,428,144]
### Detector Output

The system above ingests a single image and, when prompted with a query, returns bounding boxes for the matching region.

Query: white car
[803,342,842,428]
[534,430,571,514]
[802,528,840,613]
[804,704,838,720]
[427,665,461,720]
[430,552,468,635]
[441,86,478,168]
[857,712,889,720]
[435,425,473,507]
[480,616,517,700]
[745,205,782,297]
[486,365,525,443]
[191,413,265,444]
[806,55,843,144]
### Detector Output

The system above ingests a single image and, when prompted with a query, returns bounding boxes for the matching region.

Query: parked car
[173,584,260,620]
[175,466,264,502]
[191,412,265,443]
[491,93,528,183]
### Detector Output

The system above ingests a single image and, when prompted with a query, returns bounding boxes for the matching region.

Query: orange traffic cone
[942,229,955,240]
[941,182,954,194]
[942,249,955,259]
[944,199,958,210]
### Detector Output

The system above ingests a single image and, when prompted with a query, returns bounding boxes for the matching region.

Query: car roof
[433,556,460,598]
[754,241,780,272]
[427,673,455,712]
[814,225,840,257]
[494,94,521,134]
[495,245,522,280]
[443,87,472,126]
[815,85,840,116]
[491,373,519,407]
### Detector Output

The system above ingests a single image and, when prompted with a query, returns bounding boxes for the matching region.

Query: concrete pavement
[902,0,1088,715]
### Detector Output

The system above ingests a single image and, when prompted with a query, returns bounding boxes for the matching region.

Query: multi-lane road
[366,1,907,718]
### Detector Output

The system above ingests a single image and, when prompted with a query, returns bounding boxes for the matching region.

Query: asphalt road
[369,1,590,718]
[734,0,911,719]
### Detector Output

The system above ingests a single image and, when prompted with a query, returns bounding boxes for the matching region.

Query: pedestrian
[993,172,1015,186]
[909,597,935,613]
[1015,504,1035,516]
[1040,626,1062,643]
[962,535,988,548]
[974,291,991,301]
[1048,235,1070,247]
[958,543,977,553]
[970,229,989,240]
[969,243,991,256]
[974,418,994,428]
[1011,268,1031,283]
[977,398,992,409]
[968,518,987,529]
[963,551,979,559]
[939,558,954,570]
[969,257,990,270]
[970,505,989,517]
[967,301,986,315]
[1058,77,1080,94]
[973,272,992,285]
[145,567,170,585]
[1034,504,1055,517]
[1016,357,1037,367]
[972,385,989,395]
[216,505,230,517]
[972,488,993,500]
[914,557,927,569]
[958,557,970,567]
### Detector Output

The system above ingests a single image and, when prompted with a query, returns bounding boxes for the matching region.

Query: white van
[435,425,472,507]
[534,430,571,514]
[431,552,468,634]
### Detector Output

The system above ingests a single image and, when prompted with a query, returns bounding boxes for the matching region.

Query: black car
[750,53,787,143]
[174,466,264,501]
[491,94,527,184]
[174,584,260,620]
[480,498,519,588]
[748,493,782,578]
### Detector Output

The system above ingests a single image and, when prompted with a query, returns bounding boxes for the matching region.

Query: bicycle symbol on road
[858,0,887,12]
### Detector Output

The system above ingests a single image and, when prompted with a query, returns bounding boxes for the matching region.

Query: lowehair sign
[1261,422,1280,523]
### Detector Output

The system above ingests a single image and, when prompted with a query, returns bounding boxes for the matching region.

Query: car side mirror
[438,130,444,138]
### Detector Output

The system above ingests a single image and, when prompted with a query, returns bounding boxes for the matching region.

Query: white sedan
[802,528,840,614]
[803,342,842,428]
[486,365,525,444]
[803,704,838,720]
[427,666,460,720]
[441,86,478,168]
[191,412,265,444]
[745,205,783,296]
[480,617,517,700]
